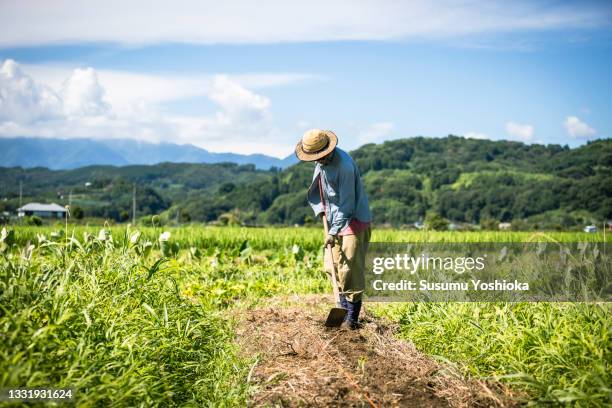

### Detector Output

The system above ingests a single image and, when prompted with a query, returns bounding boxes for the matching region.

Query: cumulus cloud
[564,115,596,138]
[505,121,534,141]
[61,68,110,117]
[0,1,610,47]
[1,60,112,122]
[168,75,276,150]
[209,75,270,123]
[21,63,317,112]
[0,59,294,156]
[0,59,63,122]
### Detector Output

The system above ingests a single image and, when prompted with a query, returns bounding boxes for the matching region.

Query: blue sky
[0,1,611,157]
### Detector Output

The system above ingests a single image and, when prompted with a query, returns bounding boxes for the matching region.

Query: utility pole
[19,180,23,225]
[69,189,73,207]
[604,220,607,257]
[132,184,136,224]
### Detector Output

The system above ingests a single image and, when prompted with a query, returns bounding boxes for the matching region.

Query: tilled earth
[235,295,521,407]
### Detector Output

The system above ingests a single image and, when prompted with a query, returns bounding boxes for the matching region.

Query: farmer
[295,129,372,329]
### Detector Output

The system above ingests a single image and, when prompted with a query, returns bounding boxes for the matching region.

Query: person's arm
[328,166,356,236]
[307,169,325,217]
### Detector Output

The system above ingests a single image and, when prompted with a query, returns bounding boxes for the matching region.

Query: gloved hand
[324,234,336,248]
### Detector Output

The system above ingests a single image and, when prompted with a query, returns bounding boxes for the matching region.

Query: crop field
[0,225,609,406]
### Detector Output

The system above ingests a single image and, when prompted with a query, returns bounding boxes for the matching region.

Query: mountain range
[0,137,297,170]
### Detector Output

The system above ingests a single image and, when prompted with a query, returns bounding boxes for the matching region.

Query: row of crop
[7,225,606,250]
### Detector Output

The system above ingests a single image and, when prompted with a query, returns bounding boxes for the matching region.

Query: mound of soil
[235,295,520,408]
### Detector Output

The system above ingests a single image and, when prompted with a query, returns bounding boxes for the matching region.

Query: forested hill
[1,136,610,229]
[251,136,611,228]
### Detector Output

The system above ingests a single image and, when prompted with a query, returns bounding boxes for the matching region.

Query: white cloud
[0,59,63,122]
[167,75,278,151]
[0,1,609,47]
[61,68,110,117]
[209,75,270,123]
[21,63,317,111]
[0,59,297,157]
[464,131,489,140]
[505,121,534,141]
[564,115,596,138]
[357,122,394,144]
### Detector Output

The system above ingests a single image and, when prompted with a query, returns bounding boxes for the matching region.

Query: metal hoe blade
[325,306,347,327]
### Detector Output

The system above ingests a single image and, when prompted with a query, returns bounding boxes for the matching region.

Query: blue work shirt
[307,148,372,235]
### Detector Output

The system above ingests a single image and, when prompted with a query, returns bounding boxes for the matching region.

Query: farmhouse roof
[17,202,67,212]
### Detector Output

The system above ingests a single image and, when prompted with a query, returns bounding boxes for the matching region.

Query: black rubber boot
[346,299,362,329]
[339,293,349,310]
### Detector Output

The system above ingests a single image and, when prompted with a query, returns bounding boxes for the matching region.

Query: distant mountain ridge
[0,137,297,170]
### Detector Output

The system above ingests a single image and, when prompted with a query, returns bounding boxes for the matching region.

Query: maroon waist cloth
[338,218,371,236]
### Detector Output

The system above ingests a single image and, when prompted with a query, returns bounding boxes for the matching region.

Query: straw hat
[295,129,338,161]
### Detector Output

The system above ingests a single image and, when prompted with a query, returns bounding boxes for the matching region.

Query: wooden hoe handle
[323,215,342,306]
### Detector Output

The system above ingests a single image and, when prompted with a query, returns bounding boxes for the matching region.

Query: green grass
[1,225,609,406]
[1,229,252,406]
[376,302,611,407]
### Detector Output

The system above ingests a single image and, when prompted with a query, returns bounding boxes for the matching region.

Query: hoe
[322,215,348,327]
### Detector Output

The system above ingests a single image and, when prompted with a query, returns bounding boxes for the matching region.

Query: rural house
[498,222,512,230]
[17,203,67,218]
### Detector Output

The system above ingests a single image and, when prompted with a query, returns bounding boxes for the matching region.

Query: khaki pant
[324,227,371,302]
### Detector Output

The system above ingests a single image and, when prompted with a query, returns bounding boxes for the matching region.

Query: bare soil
[235,295,521,408]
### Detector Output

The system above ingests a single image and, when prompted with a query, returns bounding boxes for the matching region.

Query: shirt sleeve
[328,165,356,235]
[307,170,324,217]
